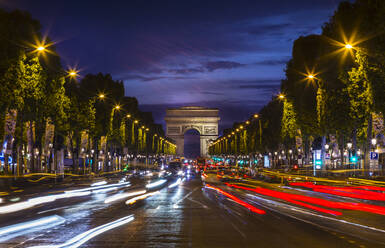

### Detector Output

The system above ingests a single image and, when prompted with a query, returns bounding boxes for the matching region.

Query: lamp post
[347,142,352,169]
[253,113,262,147]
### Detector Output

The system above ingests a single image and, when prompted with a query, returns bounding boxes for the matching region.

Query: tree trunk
[29,122,35,173]
[339,134,345,169]
[364,115,373,177]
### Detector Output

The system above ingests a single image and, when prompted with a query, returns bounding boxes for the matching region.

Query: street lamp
[345,44,353,49]
[36,46,46,52]
[325,144,329,150]
[371,138,377,146]
[68,69,78,78]
[253,114,259,118]
[114,105,121,110]
[347,142,352,149]
[307,74,315,79]
[278,94,285,100]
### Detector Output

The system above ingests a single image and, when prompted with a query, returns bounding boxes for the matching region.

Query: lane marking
[173,187,198,207]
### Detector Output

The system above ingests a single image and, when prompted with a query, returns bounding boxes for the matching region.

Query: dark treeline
[0,9,175,175]
[209,0,385,173]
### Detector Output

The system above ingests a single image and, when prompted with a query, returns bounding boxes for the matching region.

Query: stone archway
[165,107,220,157]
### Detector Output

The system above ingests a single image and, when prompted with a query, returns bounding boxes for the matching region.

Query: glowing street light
[126,114,131,118]
[114,105,121,110]
[347,142,352,149]
[371,138,377,146]
[278,94,285,99]
[345,44,353,49]
[307,74,315,79]
[253,114,259,118]
[99,93,105,99]
[36,46,46,52]
[68,70,78,78]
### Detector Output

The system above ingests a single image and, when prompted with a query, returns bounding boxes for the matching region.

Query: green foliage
[281,99,298,140]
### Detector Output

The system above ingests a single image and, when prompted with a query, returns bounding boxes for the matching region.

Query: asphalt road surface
[0,173,384,247]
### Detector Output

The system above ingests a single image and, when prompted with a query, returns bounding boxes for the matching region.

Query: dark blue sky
[2,0,344,132]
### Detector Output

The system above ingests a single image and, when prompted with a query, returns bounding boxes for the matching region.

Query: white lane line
[173,187,198,208]
[37,206,68,215]
[187,197,209,209]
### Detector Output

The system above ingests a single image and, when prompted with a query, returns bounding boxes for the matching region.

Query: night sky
[2,0,344,133]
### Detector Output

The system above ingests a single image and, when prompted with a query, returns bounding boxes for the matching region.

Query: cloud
[219,78,281,86]
[168,67,205,74]
[200,91,225,96]
[254,58,289,66]
[238,83,281,89]
[167,60,246,75]
[118,74,195,82]
[205,61,245,72]
[247,23,292,36]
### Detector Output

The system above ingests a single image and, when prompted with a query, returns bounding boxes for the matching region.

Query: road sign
[370,152,379,160]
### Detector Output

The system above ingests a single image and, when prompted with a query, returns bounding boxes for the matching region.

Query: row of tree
[209,0,385,171]
[0,9,176,174]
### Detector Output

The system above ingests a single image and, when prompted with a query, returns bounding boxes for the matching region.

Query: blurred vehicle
[196,157,206,172]
[168,161,182,175]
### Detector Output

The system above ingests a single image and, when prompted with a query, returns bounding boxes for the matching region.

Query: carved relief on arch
[182,125,202,134]
[204,126,217,135]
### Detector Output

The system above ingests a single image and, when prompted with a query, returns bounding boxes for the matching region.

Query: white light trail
[125,191,160,205]
[92,187,118,194]
[65,181,131,194]
[90,181,107,186]
[0,181,130,214]
[104,190,147,204]
[168,178,182,188]
[30,215,134,248]
[146,179,167,189]
[0,215,64,236]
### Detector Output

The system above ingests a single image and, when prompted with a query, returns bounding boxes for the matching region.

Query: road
[0,172,385,247]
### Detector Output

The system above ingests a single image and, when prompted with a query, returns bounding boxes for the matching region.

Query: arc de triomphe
[165,107,220,157]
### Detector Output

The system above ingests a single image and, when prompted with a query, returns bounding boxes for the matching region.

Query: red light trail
[206,184,266,214]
